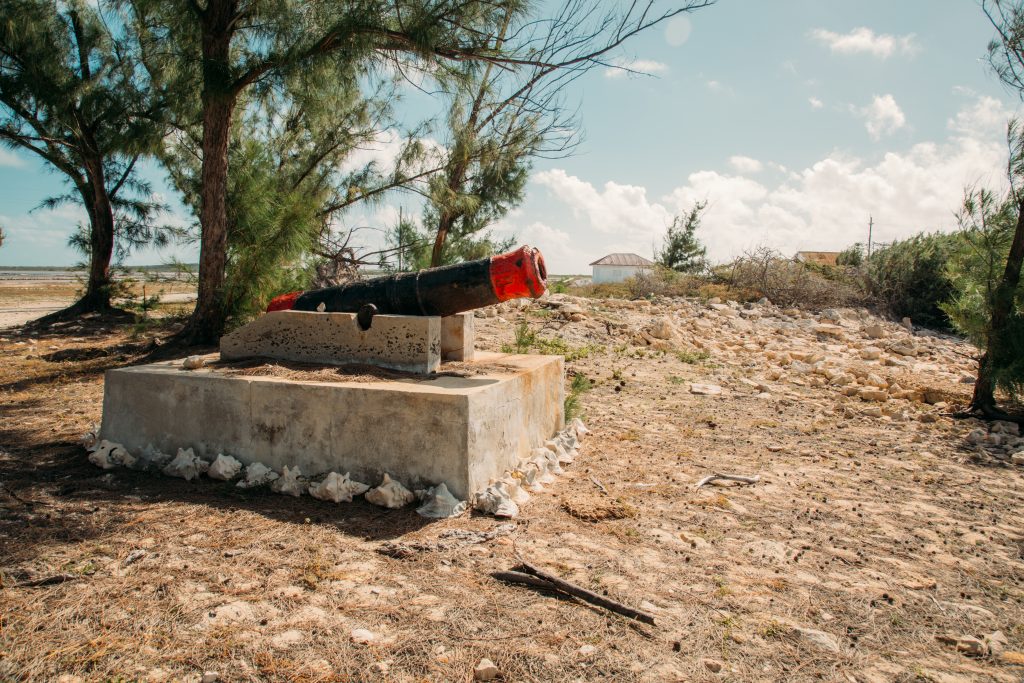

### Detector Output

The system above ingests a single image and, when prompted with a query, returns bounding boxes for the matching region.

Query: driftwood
[494,561,656,625]
[695,473,761,489]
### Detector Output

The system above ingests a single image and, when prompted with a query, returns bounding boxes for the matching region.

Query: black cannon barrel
[267,245,548,317]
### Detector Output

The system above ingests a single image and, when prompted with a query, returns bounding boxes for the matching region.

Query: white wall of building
[592,264,649,284]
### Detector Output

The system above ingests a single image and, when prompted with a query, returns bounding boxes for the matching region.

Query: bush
[724,248,864,308]
[864,232,959,330]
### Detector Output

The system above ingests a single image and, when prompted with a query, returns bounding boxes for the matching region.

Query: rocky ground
[1,292,1023,682]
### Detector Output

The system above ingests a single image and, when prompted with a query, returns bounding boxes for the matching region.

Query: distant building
[589,253,655,284]
[794,251,841,266]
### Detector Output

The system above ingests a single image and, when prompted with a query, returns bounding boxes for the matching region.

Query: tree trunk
[182,1,237,345]
[971,198,1024,415]
[430,211,455,267]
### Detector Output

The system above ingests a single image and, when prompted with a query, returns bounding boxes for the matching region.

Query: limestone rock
[495,477,530,505]
[790,626,841,653]
[858,388,888,402]
[416,483,467,519]
[862,323,887,339]
[648,317,677,340]
[236,462,280,489]
[308,472,370,503]
[474,658,500,681]
[182,355,206,370]
[208,453,243,481]
[365,473,415,508]
[570,418,590,439]
[162,447,209,481]
[859,346,882,360]
[689,383,723,395]
[271,465,305,497]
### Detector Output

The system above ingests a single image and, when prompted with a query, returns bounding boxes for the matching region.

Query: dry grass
[1,301,1023,682]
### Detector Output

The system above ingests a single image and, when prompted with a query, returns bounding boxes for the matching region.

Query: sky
[1,0,1021,274]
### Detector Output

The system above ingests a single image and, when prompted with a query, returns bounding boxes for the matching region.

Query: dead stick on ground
[695,473,761,489]
[589,475,608,495]
[499,561,656,625]
[11,574,78,588]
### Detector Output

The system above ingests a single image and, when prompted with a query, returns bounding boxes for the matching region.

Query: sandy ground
[0,293,1022,682]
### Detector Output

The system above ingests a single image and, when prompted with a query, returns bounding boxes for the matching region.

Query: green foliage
[564,372,592,421]
[501,321,596,360]
[943,188,1024,399]
[658,201,708,273]
[676,349,710,364]
[836,243,865,267]
[865,233,960,330]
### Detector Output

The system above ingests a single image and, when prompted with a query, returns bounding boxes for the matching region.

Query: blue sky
[1,0,1020,273]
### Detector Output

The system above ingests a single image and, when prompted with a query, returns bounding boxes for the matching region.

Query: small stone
[648,317,677,340]
[182,355,205,370]
[351,628,378,645]
[578,644,597,656]
[965,429,986,445]
[201,673,220,683]
[791,626,841,653]
[689,383,722,396]
[703,659,723,673]
[1011,453,1024,466]
[316,302,326,312]
[859,347,882,360]
[474,657,500,681]
[858,388,888,402]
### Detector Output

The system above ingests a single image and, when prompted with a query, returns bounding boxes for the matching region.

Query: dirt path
[0,296,1022,682]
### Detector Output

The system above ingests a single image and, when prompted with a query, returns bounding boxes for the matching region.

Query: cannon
[267,245,548,321]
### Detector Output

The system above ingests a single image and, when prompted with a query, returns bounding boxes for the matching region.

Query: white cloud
[809,96,824,110]
[729,156,764,174]
[533,169,673,240]
[533,97,1012,270]
[810,27,918,58]
[0,148,24,167]
[604,58,669,79]
[860,94,906,140]
[664,15,692,47]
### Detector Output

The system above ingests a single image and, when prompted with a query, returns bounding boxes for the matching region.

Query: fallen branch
[589,475,608,495]
[695,473,761,489]
[12,574,78,588]
[495,561,656,625]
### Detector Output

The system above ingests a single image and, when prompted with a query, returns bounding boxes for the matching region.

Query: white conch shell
[138,444,173,471]
[496,477,530,506]
[520,464,546,492]
[80,425,99,450]
[308,471,370,503]
[271,465,304,496]
[530,449,559,479]
[88,440,133,469]
[474,484,519,518]
[416,482,467,519]
[236,462,279,489]
[365,473,415,508]
[545,440,573,466]
[208,453,243,481]
[162,447,209,480]
[570,418,590,439]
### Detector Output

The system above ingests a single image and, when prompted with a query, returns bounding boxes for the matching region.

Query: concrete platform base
[99,352,564,500]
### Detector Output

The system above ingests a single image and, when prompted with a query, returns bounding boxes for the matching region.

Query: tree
[658,201,708,273]
[943,186,1024,412]
[130,0,714,344]
[976,0,1024,415]
[0,0,168,318]
[0,226,5,248]
[836,243,865,267]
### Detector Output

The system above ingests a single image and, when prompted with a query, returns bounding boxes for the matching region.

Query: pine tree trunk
[183,1,237,344]
[430,211,455,267]
[971,198,1024,415]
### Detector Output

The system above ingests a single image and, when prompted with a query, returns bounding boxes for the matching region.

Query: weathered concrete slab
[220,310,442,374]
[441,313,475,362]
[100,352,563,500]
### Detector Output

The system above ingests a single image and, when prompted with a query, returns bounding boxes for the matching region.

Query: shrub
[864,232,959,330]
[724,247,864,308]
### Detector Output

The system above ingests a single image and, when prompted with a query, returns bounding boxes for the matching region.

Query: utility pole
[867,215,874,260]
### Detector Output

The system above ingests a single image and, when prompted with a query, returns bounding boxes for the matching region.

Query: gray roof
[589,253,655,267]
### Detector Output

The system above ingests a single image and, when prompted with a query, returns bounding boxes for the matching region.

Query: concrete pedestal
[99,352,563,500]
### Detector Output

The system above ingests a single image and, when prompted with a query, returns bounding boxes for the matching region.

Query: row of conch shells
[473,418,588,518]
[83,439,467,516]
